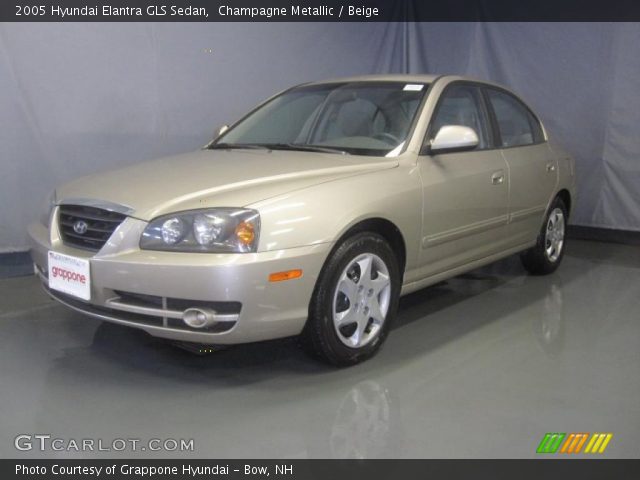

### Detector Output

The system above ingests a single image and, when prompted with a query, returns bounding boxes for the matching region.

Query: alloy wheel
[332,253,391,348]
[544,208,565,263]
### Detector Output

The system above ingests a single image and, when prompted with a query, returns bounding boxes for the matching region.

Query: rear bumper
[29,219,331,344]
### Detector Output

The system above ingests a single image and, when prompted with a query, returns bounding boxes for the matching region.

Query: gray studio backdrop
[0,22,638,251]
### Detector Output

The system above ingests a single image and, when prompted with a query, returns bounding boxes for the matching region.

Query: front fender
[249,164,423,271]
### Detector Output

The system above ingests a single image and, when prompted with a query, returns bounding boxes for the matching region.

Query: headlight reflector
[141,208,260,253]
[161,217,186,245]
[193,213,228,245]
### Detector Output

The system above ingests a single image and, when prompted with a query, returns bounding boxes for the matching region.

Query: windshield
[213,82,428,156]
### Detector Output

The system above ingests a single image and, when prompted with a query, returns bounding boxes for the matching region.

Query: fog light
[183,308,217,328]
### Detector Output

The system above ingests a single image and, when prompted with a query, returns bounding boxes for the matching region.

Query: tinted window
[487,89,543,147]
[429,85,490,149]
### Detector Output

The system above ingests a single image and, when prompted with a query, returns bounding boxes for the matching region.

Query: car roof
[303,74,510,91]
[305,73,441,85]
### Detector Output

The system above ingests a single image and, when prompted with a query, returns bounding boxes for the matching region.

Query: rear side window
[486,89,544,147]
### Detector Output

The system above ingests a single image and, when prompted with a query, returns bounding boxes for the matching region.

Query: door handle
[546,163,556,172]
[491,171,505,185]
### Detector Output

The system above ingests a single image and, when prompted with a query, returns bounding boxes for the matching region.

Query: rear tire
[303,232,401,366]
[520,197,568,275]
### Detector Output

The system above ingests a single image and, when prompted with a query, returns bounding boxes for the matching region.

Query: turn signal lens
[235,221,255,246]
[269,269,303,282]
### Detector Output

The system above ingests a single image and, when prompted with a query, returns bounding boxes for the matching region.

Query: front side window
[428,85,490,149]
[487,89,543,147]
[213,82,428,156]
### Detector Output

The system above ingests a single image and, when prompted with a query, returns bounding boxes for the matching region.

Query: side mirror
[215,124,229,139]
[427,125,479,154]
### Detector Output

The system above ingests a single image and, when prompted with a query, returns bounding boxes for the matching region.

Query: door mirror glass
[429,125,479,154]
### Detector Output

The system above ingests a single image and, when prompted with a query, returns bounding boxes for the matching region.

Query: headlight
[40,190,56,227]
[140,208,260,253]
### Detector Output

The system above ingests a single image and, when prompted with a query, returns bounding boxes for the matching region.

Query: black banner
[2,0,640,22]
[4,459,640,480]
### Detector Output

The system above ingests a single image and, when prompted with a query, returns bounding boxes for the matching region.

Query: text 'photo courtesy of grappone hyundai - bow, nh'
[29,74,576,366]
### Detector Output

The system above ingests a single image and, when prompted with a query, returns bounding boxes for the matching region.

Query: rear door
[416,83,511,278]
[484,88,558,246]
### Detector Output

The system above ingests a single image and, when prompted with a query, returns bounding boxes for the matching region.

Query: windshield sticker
[403,84,424,91]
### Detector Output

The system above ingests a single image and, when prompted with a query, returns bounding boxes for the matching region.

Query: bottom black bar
[4,459,640,480]
[567,225,640,246]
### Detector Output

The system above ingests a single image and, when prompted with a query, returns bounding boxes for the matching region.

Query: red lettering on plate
[51,266,86,284]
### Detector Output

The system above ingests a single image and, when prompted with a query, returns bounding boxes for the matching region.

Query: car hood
[56,149,398,220]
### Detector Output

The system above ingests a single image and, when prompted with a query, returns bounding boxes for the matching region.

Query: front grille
[58,205,127,251]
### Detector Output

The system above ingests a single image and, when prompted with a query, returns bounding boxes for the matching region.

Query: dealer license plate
[48,251,91,301]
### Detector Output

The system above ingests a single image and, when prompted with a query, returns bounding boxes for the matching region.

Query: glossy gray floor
[1,240,638,459]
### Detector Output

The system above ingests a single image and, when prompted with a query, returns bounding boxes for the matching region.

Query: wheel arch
[331,217,407,277]
[302,216,405,363]
[556,189,572,217]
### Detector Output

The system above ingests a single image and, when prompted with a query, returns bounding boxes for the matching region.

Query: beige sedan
[29,75,576,365]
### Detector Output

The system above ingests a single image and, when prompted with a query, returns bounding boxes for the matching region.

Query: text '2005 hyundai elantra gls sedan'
[29,74,576,365]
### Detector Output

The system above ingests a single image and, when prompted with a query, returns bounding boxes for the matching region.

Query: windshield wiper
[210,142,348,155]
[262,143,348,155]
[209,143,269,150]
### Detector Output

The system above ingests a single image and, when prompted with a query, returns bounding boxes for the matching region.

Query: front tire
[303,233,401,366]
[520,197,568,275]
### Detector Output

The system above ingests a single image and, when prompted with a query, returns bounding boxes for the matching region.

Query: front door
[416,84,511,278]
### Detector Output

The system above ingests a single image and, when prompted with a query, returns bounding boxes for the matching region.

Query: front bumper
[28,215,331,345]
